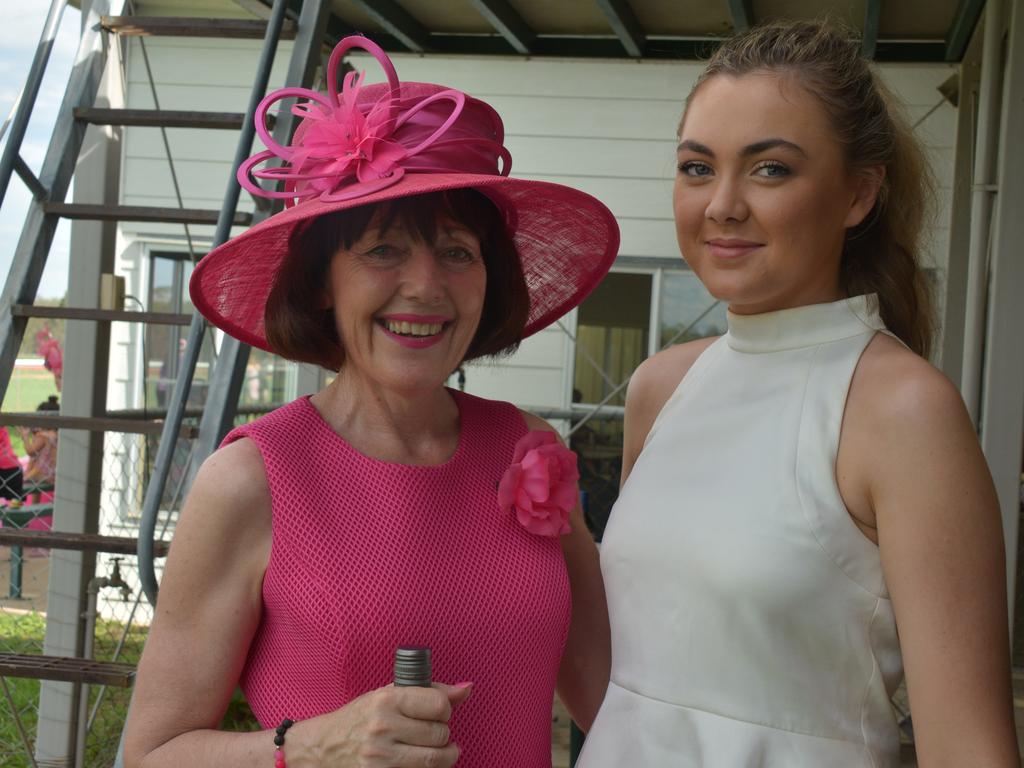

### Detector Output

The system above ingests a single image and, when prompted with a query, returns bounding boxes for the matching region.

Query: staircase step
[0,653,136,686]
[0,412,198,438]
[0,529,169,557]
[43,202,252,226]
[74,107,257,130]
[101,16,297,39]
[12,305,191,326]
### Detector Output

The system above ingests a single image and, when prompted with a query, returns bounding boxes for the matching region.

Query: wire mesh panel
[0,426,187,768]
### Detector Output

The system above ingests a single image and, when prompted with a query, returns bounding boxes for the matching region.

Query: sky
[0,2,83,300]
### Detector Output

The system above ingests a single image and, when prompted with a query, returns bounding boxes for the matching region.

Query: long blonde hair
[682,20,935,357]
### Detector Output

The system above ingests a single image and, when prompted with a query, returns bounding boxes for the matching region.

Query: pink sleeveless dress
[222,389,571,767]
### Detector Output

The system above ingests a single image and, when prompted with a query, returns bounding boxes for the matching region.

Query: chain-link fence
[0,341,294,768]
[0,424,191,768]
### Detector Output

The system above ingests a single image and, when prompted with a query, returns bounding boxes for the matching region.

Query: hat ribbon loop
[237,35,510,208]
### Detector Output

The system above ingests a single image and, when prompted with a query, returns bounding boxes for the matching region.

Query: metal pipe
[75,560,129,768]
[74,576,107,768]
[137,0,290,606]
[960,0,1004,427]
[0,0,68,208]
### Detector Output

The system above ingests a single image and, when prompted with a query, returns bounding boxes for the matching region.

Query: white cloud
[0,4,78,57]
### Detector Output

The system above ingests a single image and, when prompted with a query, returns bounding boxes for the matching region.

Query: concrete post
[34,1,122,764]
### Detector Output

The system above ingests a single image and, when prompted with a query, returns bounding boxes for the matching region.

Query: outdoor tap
[107,556,131,601]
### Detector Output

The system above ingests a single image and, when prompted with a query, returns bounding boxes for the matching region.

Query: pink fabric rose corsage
[498,430,579,537]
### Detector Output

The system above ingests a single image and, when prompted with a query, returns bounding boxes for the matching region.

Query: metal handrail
[136,0,291,606]
[0,0,68,209]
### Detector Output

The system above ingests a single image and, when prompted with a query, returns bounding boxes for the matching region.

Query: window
[145,252,215,410]
[571,265,725,538]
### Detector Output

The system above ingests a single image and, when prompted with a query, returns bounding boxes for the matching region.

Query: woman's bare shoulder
[170,437,272,554]
[627,336,720,420]
[852,333,965,431]
[193,438,269,507]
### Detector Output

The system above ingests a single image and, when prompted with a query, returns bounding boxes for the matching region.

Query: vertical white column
[979,0,1024,626]
[960,0,1006,422]
[34,1,122,764]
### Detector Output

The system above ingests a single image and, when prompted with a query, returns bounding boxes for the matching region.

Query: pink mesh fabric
[223,390,571,767]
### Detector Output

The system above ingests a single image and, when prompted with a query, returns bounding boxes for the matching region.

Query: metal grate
[0,654,136,687]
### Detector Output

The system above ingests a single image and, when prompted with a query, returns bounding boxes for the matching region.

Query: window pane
[146,257,177,408]
[659,270,727,348]
[181,260,197,314]
[150,257,176,313]
[573,272,651,408]
[571,272,652,541]
[239,348,292,408]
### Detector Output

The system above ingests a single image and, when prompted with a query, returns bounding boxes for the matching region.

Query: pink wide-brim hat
[190,35,620,354]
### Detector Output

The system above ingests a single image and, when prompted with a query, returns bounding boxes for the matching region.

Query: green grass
[1,367,59,456]
[0,610,259,767]
[0,611,46,768]
[2,368,58,414]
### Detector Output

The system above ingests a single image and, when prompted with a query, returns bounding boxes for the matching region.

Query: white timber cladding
[116,41,959,412]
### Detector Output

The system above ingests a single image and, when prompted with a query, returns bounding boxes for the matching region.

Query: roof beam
[469,0,536,54]
[425,34,944,61]
[861,0,881,58]
[348,0,431,52]
[945,0,987,61]
[595,0,646,58]
[727,0,754,32]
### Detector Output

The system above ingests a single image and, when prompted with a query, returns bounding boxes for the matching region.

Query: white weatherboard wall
[346,52,959,401]
[114,45,959,416]
[113,35,295,412]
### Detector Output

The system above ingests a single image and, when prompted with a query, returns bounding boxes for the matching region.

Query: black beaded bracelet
[273,718,294,768]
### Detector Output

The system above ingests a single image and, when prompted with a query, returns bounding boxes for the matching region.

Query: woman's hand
[289,682,472,767]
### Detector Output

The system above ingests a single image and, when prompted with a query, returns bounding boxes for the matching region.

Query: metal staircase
[0,1,333,764]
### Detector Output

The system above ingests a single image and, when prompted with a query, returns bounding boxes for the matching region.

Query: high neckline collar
[725,294,885,353]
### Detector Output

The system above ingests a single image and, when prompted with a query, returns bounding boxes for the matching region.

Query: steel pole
[137,0,290,605]
[0,0,68,207]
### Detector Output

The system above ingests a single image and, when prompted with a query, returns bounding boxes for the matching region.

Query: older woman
[124,36,617,768]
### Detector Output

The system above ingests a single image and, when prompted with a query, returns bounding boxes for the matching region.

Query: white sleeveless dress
[578,295,903,767]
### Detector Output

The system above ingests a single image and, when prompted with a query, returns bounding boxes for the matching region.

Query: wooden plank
[0,412,198,437]
[0,504,54,528]
[42,202,251,226]
[595,0,646,58]
[104,404,275,419]
[945,0,987,62]
[0,529,169,557]
[727,0,753,32]
[348,0,430,52]
[861,0,882,59]
[12,305,192,325]
[74,107,251,130]
[0,653,136,686]
[101,16,296,40]
[468,0,535,55]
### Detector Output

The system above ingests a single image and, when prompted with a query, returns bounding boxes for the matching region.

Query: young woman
[124,36,615,768]
[578,20,1019,768]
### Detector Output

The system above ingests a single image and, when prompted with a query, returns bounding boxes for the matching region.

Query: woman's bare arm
[845,336,1019,767]
[125,438,472,768]
[124,438,273,767]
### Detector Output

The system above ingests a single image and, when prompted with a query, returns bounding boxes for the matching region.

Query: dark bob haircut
[264,188,530,371]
